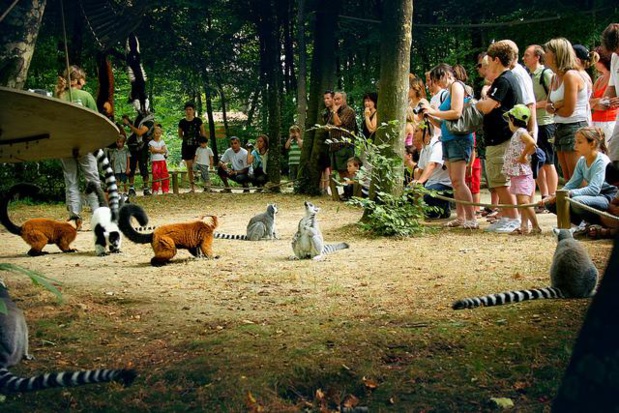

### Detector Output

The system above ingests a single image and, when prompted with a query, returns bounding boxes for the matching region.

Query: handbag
[445,100,484,135]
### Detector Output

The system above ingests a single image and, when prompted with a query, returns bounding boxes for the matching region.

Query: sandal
[443,219,463,228]
[462,220,479,229]
[481,207,497,217]
[509,227,530,235]
[528,227,542,235]
[587,225,617,239]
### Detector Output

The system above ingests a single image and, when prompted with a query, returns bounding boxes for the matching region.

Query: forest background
[0,0,618,195]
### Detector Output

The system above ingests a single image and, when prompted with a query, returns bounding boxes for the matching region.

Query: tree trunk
[295,0,307,132]
[0,0,47,88]
[298,0,339,195]
[372,0,413,197]
[256,0,282,188]
[553,235,619,411]
[203,75,219,163]
[217,81,230,138]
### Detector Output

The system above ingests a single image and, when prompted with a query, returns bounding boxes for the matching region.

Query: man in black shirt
[476,40,523,233]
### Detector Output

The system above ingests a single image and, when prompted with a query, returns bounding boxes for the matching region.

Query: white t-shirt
[511,63,535,105]
[220,147,249,171]
[195,146,214,166]
[418,136,452,187]
[148,139,167,162]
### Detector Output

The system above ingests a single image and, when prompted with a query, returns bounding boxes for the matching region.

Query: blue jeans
[547,190,617,225]
[424,183,453,218]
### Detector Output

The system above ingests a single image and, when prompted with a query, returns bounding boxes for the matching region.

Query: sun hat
[503,104,531,122]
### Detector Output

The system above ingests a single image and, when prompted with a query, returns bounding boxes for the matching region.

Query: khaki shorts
[485,140,511,189]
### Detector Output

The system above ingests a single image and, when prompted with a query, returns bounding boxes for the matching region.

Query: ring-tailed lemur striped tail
[93,149,119,221]
[291,201,349,260]
[453,229,599,310]
[0,280,137,393]
[214,204,279,241]
[214,233,248,240]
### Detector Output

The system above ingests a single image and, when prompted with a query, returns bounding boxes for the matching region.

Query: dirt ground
[0,190,615,411]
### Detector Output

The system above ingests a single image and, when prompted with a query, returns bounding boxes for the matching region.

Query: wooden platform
[0,87,119,163]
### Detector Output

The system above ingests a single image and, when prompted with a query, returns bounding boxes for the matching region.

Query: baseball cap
[503,104,531,122]
[572,44,589,61]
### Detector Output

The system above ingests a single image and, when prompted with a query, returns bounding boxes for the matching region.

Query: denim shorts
[537,123,556,165]
[442,137,473,163]
[554,121,588,152]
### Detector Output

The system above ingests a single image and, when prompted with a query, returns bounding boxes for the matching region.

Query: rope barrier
[566,197,619,222]
[414,186,619,226]
[412,187,540,209]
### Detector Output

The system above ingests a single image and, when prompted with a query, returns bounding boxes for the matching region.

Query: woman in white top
[544,38,590,181]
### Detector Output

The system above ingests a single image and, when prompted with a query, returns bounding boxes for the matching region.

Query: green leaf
[0,264,64,315]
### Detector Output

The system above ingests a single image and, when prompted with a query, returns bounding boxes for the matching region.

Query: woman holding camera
[421,63,477,229]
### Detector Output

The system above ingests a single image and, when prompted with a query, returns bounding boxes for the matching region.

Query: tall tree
[0,0,47,88]
[255,0,282,186]
[295,0,308,132]
[297,0,340,194]
[372,0,413,197]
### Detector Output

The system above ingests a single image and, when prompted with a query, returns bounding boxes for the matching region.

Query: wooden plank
[0,87,119,163]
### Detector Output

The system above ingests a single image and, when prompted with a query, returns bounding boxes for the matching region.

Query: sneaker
[495,219,522,233]
[128,188,137,197]
[143,188,152,196]
[484,217,509,232]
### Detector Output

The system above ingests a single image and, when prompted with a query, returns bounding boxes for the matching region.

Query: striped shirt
[288,140,301,166]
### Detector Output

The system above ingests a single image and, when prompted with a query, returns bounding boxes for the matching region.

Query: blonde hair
[289,124,301,134]
[543,38,577,74]
[579,50,600,70]
[55,65,86,99]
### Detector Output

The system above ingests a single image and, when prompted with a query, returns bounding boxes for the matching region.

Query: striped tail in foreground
[0,367,136,394]
[93,149,120,221]
[214,232,247,240]
[452,287,564,310]
[322,242,349,255]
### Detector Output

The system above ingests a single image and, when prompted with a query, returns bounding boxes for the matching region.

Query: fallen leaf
[362,376,378,389]
[342,394,359,408]
[490,397,514,409]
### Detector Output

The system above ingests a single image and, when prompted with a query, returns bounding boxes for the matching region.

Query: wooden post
[556,189,571,229]
[329,174,341,201]
[171,171,179,195]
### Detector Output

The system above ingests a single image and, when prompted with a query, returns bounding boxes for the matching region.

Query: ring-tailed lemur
[453,229,599,310]
[214,204,279,241]
[0,279,136,393]
[291,201,349,260]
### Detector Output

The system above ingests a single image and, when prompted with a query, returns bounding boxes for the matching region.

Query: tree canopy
[1,0,617,192]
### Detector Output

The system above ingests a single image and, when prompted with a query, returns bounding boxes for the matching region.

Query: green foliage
[319,122,434,237]
[0,264,63,314]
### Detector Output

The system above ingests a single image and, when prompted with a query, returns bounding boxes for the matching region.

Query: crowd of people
[401,23,619,237]
[52,23,619,239]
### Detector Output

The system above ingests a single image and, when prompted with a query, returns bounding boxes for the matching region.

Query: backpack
[539,67,551,96]
[127,113,155,151]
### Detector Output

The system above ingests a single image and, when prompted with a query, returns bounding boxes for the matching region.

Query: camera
[412,103,425,115]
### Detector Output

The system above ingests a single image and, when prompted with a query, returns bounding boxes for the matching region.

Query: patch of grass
[0,193,613,412]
